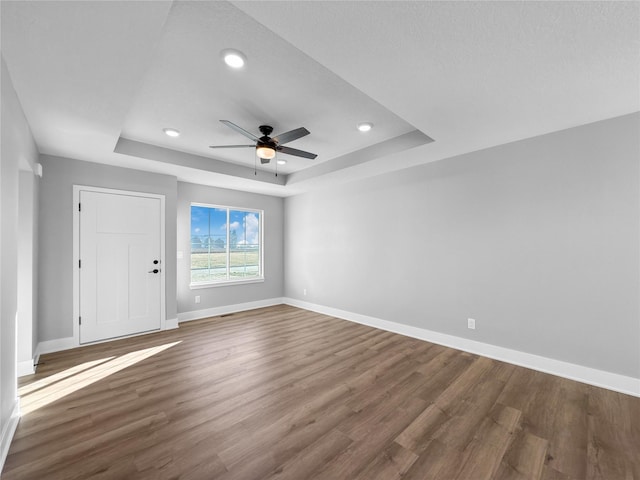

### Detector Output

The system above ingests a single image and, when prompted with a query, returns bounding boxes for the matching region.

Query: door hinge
[78,202,81,212]
[79,259,81,268]
[79,316,82,325]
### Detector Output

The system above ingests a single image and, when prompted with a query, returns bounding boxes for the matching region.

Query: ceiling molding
[114,137,286,186]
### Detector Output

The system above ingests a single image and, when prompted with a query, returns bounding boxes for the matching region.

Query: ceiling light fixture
[221,49,246,69]
[277,159,287,165]
[357,122,373,132]
[163,128,180,137]
[256,145,276,160]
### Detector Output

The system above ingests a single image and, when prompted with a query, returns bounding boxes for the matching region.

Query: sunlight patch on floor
[19,341,181,415]
[19,356,115,396]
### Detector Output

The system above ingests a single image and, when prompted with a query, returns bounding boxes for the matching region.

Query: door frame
[72,185,167,346]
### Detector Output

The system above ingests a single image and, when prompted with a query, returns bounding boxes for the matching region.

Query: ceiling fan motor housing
[257,125,277,161]
[259,125,274,137]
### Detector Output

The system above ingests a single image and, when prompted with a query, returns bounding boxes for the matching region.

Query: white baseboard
[177,297,284,323]
[283,297,640,398]
[0,400,20,474]
[35,336,77,358]
[17,359,35,377]
[164,317,179,330]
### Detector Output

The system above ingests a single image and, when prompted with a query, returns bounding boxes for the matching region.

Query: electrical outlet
[195,295,200,304]
[303,289,307,296]
[467,318,476,330]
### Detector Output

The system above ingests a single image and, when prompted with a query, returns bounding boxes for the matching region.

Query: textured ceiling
[2,1,639,196]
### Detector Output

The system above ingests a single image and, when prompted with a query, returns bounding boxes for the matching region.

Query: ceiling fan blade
[277,145,317,159]
[260,157,271,164]
[209,145,255,149]
[220,120,259,141]
[272,127,310,145]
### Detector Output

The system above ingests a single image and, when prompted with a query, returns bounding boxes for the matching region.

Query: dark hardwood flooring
[3,305,639,479]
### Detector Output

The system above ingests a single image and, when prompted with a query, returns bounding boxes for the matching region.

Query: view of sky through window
[190,205,262,284]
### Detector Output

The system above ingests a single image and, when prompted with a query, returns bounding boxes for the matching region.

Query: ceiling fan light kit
[256,145,276,160]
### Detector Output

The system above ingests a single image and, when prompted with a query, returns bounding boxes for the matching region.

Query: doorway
[74,186,165,344]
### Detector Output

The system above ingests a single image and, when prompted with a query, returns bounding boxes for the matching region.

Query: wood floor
[3,305,639,480]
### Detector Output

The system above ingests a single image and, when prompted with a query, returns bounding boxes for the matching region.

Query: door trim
[72,185,167,346]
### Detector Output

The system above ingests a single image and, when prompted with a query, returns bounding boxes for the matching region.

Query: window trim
[189,202,264,288]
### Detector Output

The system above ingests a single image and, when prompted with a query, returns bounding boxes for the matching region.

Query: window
[190,204,263,286]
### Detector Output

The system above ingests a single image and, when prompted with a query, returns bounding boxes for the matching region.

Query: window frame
[189,202,264,288]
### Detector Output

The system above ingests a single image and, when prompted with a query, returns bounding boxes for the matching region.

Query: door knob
[148,269,160,274]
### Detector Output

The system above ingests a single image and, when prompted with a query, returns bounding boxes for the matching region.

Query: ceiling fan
[209,120,318,164]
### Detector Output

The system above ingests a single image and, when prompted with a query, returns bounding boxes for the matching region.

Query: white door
[79,190,162,344]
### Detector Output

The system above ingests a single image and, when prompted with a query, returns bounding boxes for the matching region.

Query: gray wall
[177,182,284,315]
[1,56,39,453]
[284,113,640,378]
[18,170,39,366]
[38,155,178,341]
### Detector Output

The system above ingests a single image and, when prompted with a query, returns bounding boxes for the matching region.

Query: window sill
[190,277,265,289]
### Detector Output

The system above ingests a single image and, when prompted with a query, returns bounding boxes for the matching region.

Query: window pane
[208,208,228,280]
[229,210,260,279]
[190,206,208,282]
[190,206,228,282]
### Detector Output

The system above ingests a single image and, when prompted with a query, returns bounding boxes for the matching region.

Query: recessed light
[221,49,246,69]
[277,159,287,165]
[357,122,373,132]
[163,128,180,137]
